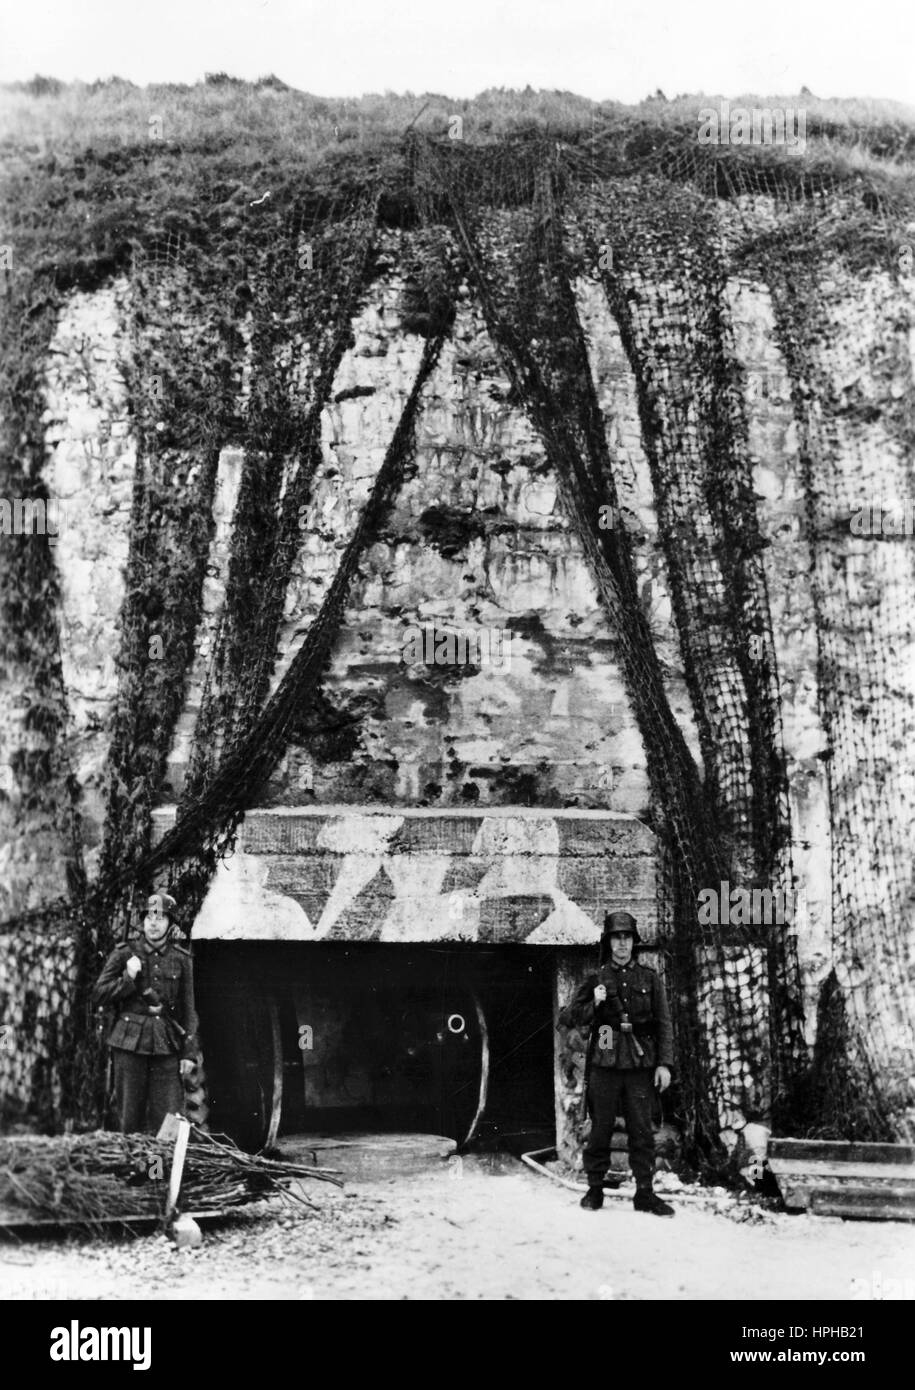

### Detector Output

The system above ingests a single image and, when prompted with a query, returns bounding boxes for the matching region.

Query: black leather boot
[579,1185,604,1210]
[633,1189,674,1216]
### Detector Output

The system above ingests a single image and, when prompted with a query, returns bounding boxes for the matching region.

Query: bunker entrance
[194,943,556,1154]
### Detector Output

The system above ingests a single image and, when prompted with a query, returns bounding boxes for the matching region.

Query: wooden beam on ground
[769,1137,915,1221]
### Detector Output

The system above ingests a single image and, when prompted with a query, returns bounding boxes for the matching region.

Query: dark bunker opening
[194,942,558,1154]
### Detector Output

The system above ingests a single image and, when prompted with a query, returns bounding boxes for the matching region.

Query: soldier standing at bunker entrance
[93,891,198,1134]
[560,911,675,1216]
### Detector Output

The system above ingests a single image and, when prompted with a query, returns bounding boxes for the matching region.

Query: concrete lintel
[152,804,657,855]
[158,805,658,946]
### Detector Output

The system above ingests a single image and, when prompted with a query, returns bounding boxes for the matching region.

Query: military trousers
[584,1066,655,1191]
[112,1048,185,1135]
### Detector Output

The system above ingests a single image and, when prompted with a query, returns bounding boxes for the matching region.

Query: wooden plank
[769,1138,915,1166]
[769,1158,915,1183]
[808,1187,915,1222]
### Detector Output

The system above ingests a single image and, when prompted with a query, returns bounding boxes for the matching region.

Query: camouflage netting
[763,235,915,1139]
[0,915,78,1125]
[0,122,913,1160]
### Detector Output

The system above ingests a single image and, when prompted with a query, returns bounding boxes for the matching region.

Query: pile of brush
[0,1127,341,1230]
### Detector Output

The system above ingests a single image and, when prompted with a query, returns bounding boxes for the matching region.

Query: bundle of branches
[0,1127,341,1230]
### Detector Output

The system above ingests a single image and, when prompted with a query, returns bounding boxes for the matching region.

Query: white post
[165,1116,191,1220]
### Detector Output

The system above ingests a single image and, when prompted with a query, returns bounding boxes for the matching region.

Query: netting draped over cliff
[760,220,915,1139]
[66,183,462,1123]
[180,193,380,800]
[410,137,809,1155]
[1,124,913,1151]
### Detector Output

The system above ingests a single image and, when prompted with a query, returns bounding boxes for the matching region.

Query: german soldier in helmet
[93,890,199,1134]
[560,910,675,1216]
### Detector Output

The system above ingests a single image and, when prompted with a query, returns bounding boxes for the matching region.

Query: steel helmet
[599,910,641,964]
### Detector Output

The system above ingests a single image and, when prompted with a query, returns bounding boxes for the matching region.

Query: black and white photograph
[0,0,913,1337]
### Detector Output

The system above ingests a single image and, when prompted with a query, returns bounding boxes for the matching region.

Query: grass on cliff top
[3,78,915,166]
[1,80,914,298]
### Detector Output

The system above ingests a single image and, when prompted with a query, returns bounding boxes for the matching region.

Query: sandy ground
[1,1159,913,1301]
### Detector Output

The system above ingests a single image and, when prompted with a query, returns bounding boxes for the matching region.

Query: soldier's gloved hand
[654,1065,671,1092]
[125,955,142,980]
[142,986,163,1007]
[179,1059,195,1079]
[593,985,607,1004]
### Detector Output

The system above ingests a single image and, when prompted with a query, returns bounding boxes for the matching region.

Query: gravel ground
[1,1159,913,1301]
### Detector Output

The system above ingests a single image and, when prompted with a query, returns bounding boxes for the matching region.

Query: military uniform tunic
[565,959,674,1071]
[561,958,674,1192]
[93,931,199,1134]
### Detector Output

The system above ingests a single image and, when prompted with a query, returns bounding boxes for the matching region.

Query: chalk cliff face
[1,201,912,1143]
[31,256,828,991]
